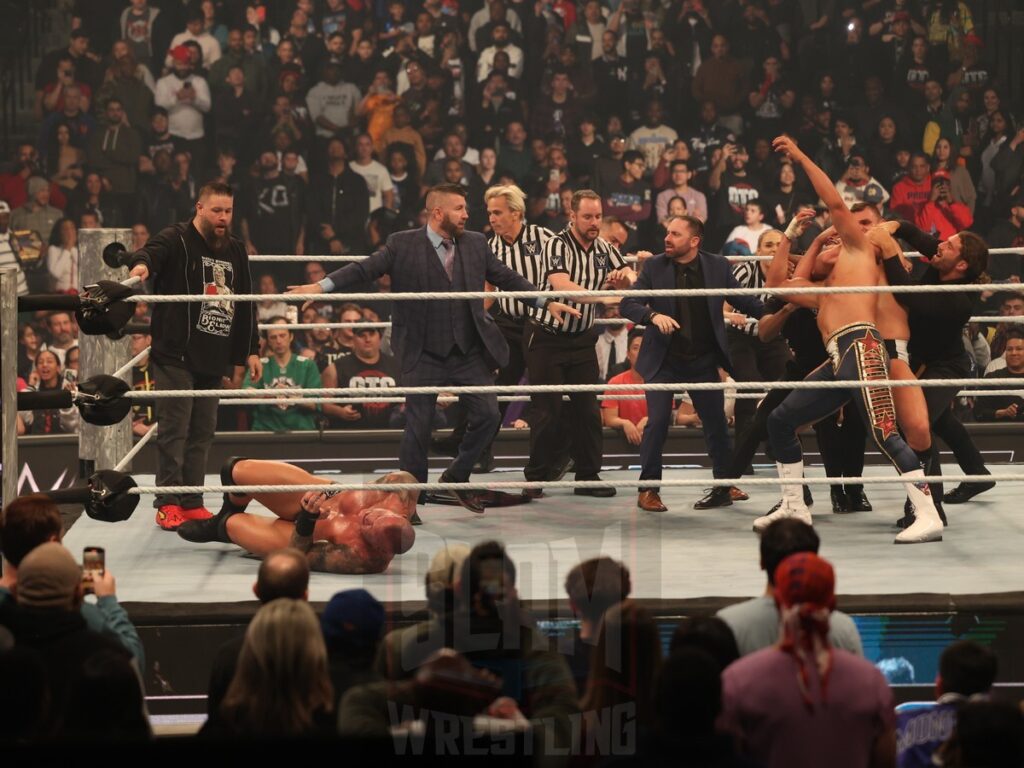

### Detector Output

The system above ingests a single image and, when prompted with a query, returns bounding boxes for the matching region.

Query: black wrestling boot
[410,510,423,525]
[830,487,848,513]
[803,484,814,507]
[178,456,250,543]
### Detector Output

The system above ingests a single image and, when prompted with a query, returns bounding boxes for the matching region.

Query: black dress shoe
[440,470,486,514]
[429,436,461,457]
[573,476,616,497]
[550,456,574,482]
[844,487,872,512]
[943,480,996,504]
[694,486,732,509]
[830,487,848,514]
[803,485,814,507]
[523,487,545,499]
[472,450,496,474]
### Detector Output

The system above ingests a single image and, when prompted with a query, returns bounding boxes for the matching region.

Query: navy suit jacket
[325,227,541,372]
[619,251,766,381]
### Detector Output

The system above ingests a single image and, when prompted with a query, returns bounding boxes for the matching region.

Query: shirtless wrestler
[755,135,944,544]
[176,458,417,573]
[788,202,944,523]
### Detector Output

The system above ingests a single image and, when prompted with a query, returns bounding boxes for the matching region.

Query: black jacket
[129,221,259,376]
[888,221,974,365]
[306,166,371,254]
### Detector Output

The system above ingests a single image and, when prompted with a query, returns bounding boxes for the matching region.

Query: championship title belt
[11,229,44,270]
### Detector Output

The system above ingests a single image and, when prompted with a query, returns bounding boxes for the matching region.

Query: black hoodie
[130,221,259,377]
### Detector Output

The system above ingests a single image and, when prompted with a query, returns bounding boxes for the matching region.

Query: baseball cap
[892,11,911,22]
[320,588,385,652]
[169,45,191,64]
[863,185,886,205]
[0,200,10,214]
[932,168,952,182]
[16,542,82,608]
[69,29,89,40]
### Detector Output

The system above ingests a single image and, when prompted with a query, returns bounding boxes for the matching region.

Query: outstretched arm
[773,135,867,252]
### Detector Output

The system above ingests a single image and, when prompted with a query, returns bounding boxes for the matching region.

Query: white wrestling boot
[753,462,813,533]
[894,470,944,544]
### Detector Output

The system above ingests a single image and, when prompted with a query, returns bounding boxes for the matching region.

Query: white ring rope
[113,346,152,380]
[123,377,1024,399]
[125,284,1024,303]
[260,316,1024,331]
[124,473,1023,496]
[211,389,1021,406]
[247,248,1024,263]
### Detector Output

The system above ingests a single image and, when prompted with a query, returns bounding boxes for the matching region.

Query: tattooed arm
[302,542,389,574]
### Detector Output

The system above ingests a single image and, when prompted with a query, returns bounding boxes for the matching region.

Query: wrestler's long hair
[219,599,334,736]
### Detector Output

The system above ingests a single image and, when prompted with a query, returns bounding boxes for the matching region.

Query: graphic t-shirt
[331,352,400,428]
[244,354,322,431]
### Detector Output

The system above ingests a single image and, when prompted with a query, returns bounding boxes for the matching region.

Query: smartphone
[82,546,104,594]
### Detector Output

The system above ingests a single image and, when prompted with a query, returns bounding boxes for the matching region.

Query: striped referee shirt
[489,223,554,320]
[730,259,769,336]
[539,227,627,334]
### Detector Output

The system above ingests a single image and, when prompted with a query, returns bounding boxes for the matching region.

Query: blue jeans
[640,353,732,490]
[767,323,921,473]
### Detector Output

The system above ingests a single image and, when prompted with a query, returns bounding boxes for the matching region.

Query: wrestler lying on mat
[176,458,416,574]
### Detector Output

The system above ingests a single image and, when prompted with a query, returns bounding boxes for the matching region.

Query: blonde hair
[220,599,333,736]
[484,184,526,217]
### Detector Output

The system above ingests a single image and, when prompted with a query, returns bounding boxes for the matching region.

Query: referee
[524,190,635,497]
[431,185,555,468]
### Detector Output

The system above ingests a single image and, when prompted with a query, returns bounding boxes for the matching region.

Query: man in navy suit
[619,215,765,512]
[288,183,579,517]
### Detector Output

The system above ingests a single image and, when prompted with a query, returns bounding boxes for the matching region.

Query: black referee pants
[524,322,602,481]
[916,353,990,491]
[727,327,792,464]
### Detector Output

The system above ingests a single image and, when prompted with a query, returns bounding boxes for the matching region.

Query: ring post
[1,268,18,508]
[78,228,134,478]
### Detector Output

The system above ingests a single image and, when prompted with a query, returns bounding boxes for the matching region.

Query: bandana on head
[774,552,836,710]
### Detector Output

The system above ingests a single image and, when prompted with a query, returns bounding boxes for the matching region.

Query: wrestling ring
[4,230,1024,713]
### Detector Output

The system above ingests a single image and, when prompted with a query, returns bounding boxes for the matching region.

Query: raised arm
[773,135,867,252]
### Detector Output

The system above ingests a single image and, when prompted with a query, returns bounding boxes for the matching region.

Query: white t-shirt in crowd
[351,160,395,212]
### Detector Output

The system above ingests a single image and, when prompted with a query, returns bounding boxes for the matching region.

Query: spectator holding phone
[0,495,145,667]
[917,169,973,240]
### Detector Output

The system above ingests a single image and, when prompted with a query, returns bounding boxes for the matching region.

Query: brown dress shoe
[729,486,749,502]
[638,490,668,512]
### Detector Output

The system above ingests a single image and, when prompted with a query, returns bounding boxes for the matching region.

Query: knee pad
[220,456,249,486]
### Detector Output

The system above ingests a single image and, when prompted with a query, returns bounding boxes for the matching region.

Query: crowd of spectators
[2,495,1022,761]
[6,0,1024,438]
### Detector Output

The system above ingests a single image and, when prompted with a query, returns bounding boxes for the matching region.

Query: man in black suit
[619,215,765,513]
[288,183,579,517]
